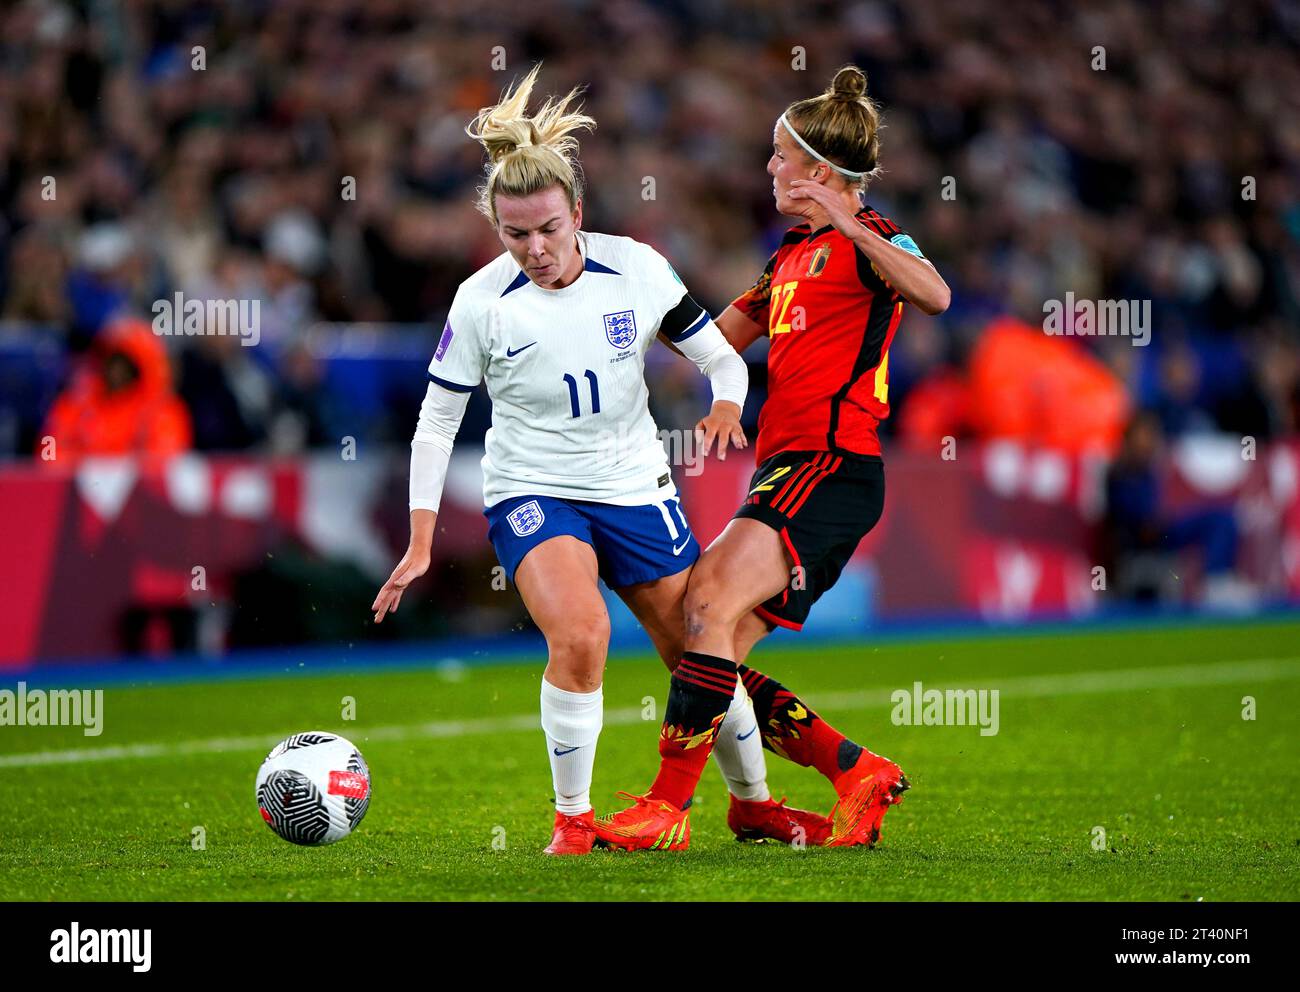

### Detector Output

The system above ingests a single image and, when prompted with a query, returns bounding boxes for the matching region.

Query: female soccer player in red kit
[598,66,951,849]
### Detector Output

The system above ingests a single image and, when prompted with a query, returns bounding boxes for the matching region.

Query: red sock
[739,664,862,783]
[648,651,737,809]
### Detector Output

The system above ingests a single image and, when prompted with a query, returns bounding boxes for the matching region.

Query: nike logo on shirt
[506,342,537,358]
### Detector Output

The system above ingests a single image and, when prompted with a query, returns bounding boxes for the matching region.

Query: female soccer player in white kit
[370,66,812,854]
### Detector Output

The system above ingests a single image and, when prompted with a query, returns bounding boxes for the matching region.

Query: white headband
[778,112,867,179]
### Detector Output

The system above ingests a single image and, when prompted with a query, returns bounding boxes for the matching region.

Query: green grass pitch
[2,619,1297,901]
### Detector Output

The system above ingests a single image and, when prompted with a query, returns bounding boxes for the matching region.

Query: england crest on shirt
[603,309,637,349]
[507,499,545,537]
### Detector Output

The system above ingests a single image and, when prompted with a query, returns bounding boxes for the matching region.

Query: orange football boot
[825,749,910,847]
[593,792,691,851]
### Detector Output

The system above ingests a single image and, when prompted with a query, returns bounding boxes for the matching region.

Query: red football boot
[728,795,833,846]
[543,809,597,855]
[825,749,909,848]
[593,792,691,851]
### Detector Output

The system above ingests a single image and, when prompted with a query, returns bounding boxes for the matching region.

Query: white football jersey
[427,231,717,508]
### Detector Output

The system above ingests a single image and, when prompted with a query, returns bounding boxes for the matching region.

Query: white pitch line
[1,656,1296,769]
[808,656,1300,712]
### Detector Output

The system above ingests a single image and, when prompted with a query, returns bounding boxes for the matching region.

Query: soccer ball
[255,731,371,845]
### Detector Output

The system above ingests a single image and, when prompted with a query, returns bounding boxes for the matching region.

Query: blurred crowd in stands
[2,0,1298,464]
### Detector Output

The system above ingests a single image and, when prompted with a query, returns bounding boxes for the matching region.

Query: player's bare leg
[595,519,786,849]
[602,518,906,848]
[619,565,765,808]
[733,606,774,665]
[610,518,784,820]
[684,518,789,657]
[614,564,692,675]
[705,524,907,846]
[515,535,610,854]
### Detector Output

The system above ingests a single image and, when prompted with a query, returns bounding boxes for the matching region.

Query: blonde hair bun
[783,64,883,188]
[465,65,595,224]
[829,65,869,102]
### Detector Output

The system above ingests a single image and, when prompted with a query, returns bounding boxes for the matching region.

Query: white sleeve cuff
[409,438,452,513]
[674,320,749,411]
[704,348,749,410]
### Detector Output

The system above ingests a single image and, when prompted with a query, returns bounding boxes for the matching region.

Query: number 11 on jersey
[563,370,601,417]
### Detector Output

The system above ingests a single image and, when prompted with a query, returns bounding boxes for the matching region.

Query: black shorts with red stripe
[734,449,884,631]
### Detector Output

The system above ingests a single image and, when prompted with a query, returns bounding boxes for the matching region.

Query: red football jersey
[731,207,921,464]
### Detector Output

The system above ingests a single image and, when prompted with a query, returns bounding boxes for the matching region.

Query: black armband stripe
[427,371,477,393]
[675,311,711,343]
[661,292,711,342]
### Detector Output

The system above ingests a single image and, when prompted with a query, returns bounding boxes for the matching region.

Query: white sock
[540,678,603,816]
[713,677,770,802]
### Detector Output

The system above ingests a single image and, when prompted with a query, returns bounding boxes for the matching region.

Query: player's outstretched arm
[714,305,767,355]
[659,316,750,461]
[648,245,752,459]
[371,380,470,623]
[657,331,747,459]
[787,180,951,315]
[849,225,950,314]
[372,509,435,623]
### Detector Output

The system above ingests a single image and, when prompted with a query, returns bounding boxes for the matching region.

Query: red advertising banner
[3,438,1297,666]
